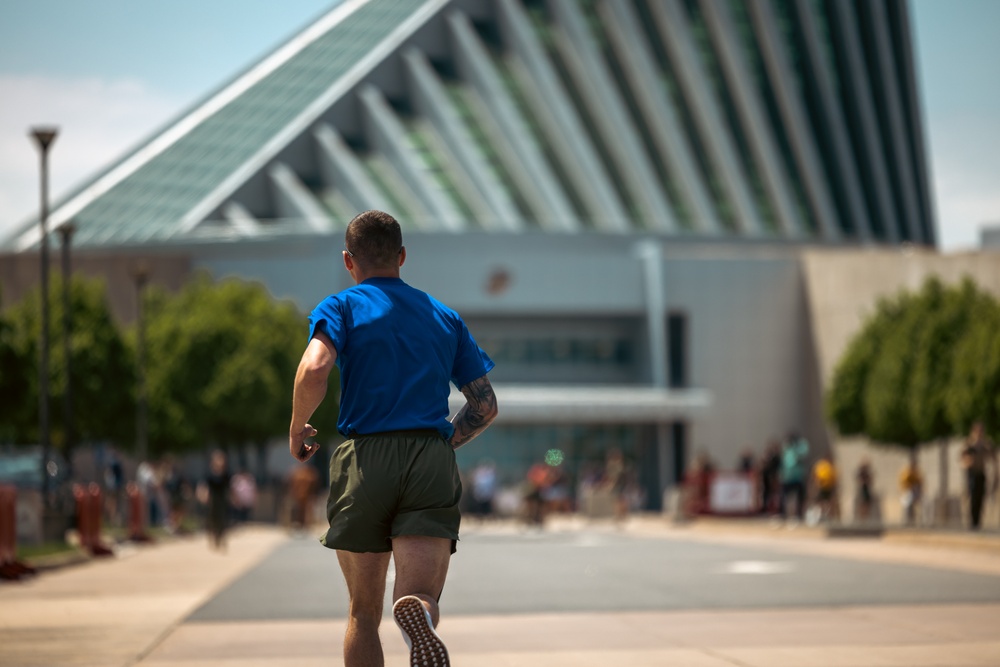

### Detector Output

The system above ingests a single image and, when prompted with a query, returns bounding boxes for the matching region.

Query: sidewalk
[0,526,287,667]
[1,517,998,667]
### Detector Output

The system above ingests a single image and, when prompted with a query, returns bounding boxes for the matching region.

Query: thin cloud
[0,74,184,236]
[925,113,1000,251]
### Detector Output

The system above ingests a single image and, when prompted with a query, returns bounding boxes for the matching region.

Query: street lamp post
[31,127,58,506]
[58,223,76,473]
[133,264,150,465]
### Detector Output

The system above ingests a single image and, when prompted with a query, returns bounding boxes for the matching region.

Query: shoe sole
[393,595,450,666]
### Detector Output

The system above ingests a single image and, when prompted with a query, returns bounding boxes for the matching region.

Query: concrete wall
[801,247,1000,387]
[666,253,810,467]
[0,251,191,325]
[193,233,814,474]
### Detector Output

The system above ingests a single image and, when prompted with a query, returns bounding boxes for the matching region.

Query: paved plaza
[1,516,999,666]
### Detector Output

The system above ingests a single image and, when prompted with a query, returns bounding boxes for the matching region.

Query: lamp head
[30,127,59,151]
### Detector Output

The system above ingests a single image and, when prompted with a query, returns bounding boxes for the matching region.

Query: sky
[0,0,997,251]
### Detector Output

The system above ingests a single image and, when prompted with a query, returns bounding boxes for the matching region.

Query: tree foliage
[861,289,923,446]
[826,290,912,440]
[0,289,34,443]
[946,295,1000,437]
[909,279,988,442]
[0,275,134,448]
[142,274,338,456]
[827,276,1000,446]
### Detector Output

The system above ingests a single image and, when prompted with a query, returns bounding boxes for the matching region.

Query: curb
[26,548,92,572]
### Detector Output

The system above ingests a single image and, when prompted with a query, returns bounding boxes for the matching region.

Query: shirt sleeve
[451,319,495,388]
[308,295,347,354]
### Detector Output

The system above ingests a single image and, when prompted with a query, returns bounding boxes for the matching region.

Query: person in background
[287,462,320,532]
[230,468,257,524]
[810,456,838,523]
[201,450,232,552]
[780,432,809,521]
[468,459,498,519]
[855,458,875,523]
[162,456,189,534]
[760,440,782,515]
[104,450,125,527]
[523,461,550,527]
[684,450,715,517]
[543,462,573,516]
[960,422,997,530]
[603,448,629,524]
[137,459,161,528]
[899,456,924,526]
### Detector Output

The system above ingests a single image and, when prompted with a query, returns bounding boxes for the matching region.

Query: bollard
[87,483,114,557]
[1,485,20,580]
[126,482,153,543]
[74,483,113,557]
[73,483,92,553]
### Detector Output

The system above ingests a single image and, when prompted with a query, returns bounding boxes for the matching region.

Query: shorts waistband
[348,428,443,440]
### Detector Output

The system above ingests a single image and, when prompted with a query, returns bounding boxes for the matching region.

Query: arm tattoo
[449,375,498,449]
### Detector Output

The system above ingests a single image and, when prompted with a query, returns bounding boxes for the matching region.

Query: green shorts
[321,429,462,554]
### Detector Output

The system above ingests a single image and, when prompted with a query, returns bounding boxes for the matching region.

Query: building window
[668,312,688,388]
[480,335,635,368]
[671,421,688,484]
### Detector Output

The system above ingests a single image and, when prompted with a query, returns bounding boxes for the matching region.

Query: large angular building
[2,0,942,511]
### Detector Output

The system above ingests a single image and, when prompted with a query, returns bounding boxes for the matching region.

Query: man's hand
[290,424,320,462]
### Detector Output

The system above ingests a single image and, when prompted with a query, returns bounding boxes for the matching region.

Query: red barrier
[0,484,36,580]
[681,470,714,517]
[126,483,153,543]
[73,483,113,557]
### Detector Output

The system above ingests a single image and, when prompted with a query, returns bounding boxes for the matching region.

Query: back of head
[345,210,403,270]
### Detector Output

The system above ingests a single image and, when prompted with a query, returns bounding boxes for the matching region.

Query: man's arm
[449,375,498,450]
[289,331,337,462]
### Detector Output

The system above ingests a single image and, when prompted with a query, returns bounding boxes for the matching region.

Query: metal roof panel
[7,0,433,250]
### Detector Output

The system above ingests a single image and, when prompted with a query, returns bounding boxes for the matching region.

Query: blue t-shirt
[308,277,494,440]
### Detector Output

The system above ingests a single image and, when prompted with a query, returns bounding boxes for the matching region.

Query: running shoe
[393,595,450,666]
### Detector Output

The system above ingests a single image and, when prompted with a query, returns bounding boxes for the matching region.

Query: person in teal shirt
[780,432,809,520]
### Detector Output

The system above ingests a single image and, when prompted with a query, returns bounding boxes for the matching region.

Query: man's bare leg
[392,535,450,601]
[391,535,452,664]
[337,550,392,667]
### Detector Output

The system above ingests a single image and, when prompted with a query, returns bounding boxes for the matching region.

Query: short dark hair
[345,210,402,269]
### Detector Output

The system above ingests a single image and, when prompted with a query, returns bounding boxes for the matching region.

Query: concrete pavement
[1,517,999,667]
[0,527,287,667]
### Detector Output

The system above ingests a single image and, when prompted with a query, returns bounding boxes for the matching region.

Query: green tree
[2,275,135,449]
[142,274,338,459]
[827,276,1000,447]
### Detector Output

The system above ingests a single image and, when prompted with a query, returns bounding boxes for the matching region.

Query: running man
[289,210,498,667]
